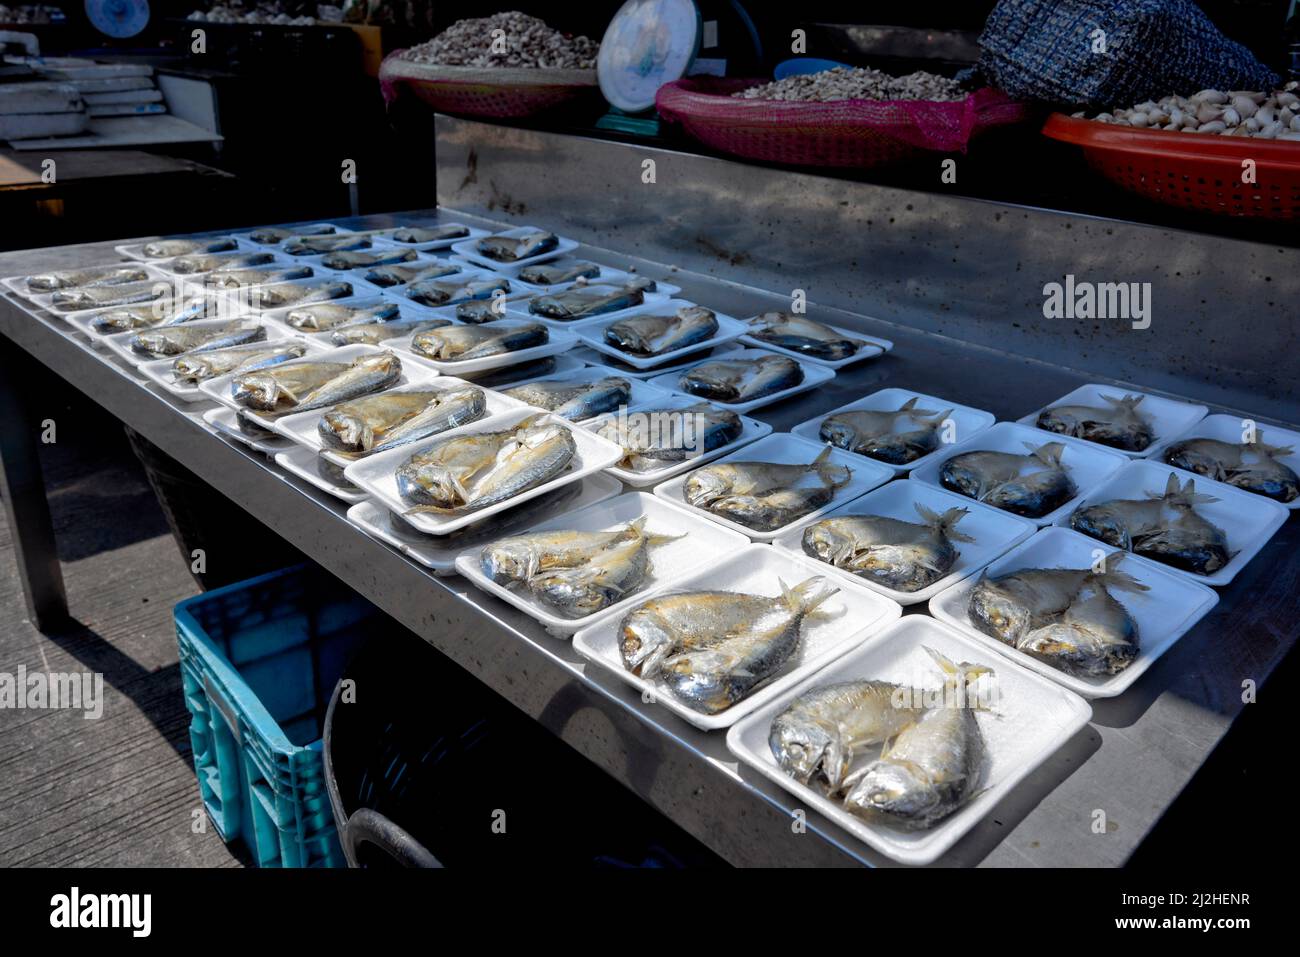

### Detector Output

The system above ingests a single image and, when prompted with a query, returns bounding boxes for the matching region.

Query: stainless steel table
[2,210,1297,868]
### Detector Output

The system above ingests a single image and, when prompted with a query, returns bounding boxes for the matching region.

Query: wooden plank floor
[0,395,243,867]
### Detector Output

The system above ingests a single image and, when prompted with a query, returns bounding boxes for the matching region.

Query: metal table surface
[2,211,1297,868]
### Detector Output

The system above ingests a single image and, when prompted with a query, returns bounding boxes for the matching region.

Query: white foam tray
[1144,412,1300,510]
[772,479,1038,606]
[648,347,836,415]
[343,407,624,535]
[456,491,751,636]
[572,300,748,370]
[370,223,490,251]
[572,544,901,731]
[100,316,279,369]
[153,248,292,276]
[929,525,1220,698]
[257,295,423,341]
[3,261,163,301]
[60,290,234,345]
[654,432,892,542]
[201,406,294,455]
[567,343,738,379]
[26,274,177,318]
[344,472,623,575]
[511,258,681,297]
[506,284,672,330]
[1054,458,1289,586]
[217,275,383,314]
[725,615,1092,865]
[909,421,1129,527]
[196,342,396,414]
[1017,382,1207,458]
[234,223,353,249]
[138,334,328,403]
[500,363,674,422]
[115,235,247,261]
[451,225,577,272]
[273,445,369,503]
[738,313,893,369]
[387,321,578,376]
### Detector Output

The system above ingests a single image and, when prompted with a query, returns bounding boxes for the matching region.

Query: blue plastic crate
[175,564,378,867]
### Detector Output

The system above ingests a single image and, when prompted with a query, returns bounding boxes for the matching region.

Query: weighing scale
[84,0,152,39]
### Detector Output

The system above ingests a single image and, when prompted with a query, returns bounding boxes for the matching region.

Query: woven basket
[655,77,1027,168]
[379,54,599,119]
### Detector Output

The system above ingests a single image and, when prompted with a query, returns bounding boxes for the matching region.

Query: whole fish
[940,442,1076,518]
[1164,434,1299,504]
[233,351,401,414]
[141,238,237,258]
[389,224,469,244]
[518,260,602,286]
[842,649,990,829]
[684,446,851,532]
[481,518,652,585]
[620,577,839,713]
[27,265,149,292]
[172,342,308,383]
[678,354,804,404]
[131,320,265,359]
[406,276,509,308]
[250,224,337,245]
[605,306,719,357]
[801,503,974,592]
[328,318,449,346]
[455,293,531,323]
[595,402,742,471]
[282,233,372,255]
[504,375,632,421]
[318,386,486,455]
[321,248,418,270]
[1037,393,1153,452]
[747,312,868,361]
[203,266,314,288]
[364,261,462,288]
[246,280,352,310]
[476,230,558,262]
[528,283,645,321]
[285,301,400,332]
[820,398,951,465]
[769,679,928,791]
[397,413,576,513]
[52,280,169,311]
[91,298,204,334]
[967,553,1147,646]
[167,251,275,274]
[1017,581,1140,676]
[411,322,547,362]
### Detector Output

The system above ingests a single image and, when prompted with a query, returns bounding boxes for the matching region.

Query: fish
[769,680,928,792]
[141,238,238,258]
[801,503,974,592]
[90,306,168,334]
[605,306,719,357]
[51,281,169,311]
[281,233,372,255]
[171,342,308,383]
[26,265,150,292]
[130,321,265,359]
[684,446,852,532]
[621,577,839,714]
[232,351,401,414]
[364,261,462,288]
[819,398,951,465]
[517,260,602,286]
[411,322,547,362]
[503,375,632,421]
[940,442,1076,518]
[476,230,558,262]
[455,293,533,323]
[1164,434,1300,504]
[396,413,576,513]
[328,318,450,346]
[967,552,1148,646]
[250,224,337,244]
[202,266,315,288]
[406,277,509,308]
[389,224,469,244]
[594,402,743,471]
[459,356,557,387]
[245,280,353,310]
[321,247,418,270]
[747,312,868,361]
[528,284,645,321]
[167,252,275,274]
[480,518,653,585]
[152,298,223,327]
[678,354,804,404]
[285,301,400,331]
[317,386,486,455]
[1017,581,1140,676]
[1036,393,1154,452]
[841,649,990,829]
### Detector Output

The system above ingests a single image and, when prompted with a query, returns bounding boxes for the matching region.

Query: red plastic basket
[379,55,599,120]
[655,77,1027,169]
[1042,112,1300,220]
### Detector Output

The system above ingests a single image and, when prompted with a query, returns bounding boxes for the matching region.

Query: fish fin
[1168,475,1219,506]
[898,397,919,412]
[923,645,994,689]
[1027,441,1067,467]
[915,504,976,543]
[1248,433,1295,458]
[927,408,954,427]
[781,576,841,617]
[1101,393,1144,411]
[1094,552,1151,593]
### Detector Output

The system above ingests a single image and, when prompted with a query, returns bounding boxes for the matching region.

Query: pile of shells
[186,4,317,25]
[1081,81,1300,140]
[734,66,966,103]
[400,11,598,70]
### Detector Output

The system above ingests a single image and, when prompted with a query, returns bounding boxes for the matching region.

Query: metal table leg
[0,336,68,631]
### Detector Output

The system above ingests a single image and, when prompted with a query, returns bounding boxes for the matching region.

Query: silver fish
[842,649,990,829]
[203,266,314,288]
[27,265,150,292]
[503,375,631,421]
[131,320,265,359]
[232,352,400,413]
[51,280,169,311]
[246,280,353,310]
[801,504,974,592]
[406,276,509,308]
[455,292,532,323]
[328,318,449,346]
[476,230,558,262]
[481,518,652,585]
[820,398,951,465]
[940,442,1076,518]
[747,312,868,361]
[389,224,469,244]
[167,251,275,274]
[1164,434,1299,504]
[518,260,602,286]
[1037,393,1154,452]
[285,301,400,331]
[90,300,191,334]
[364,261,462,288]
[684,446,852,532]
[250,224,337,244]
[595,402,742,471]
[171,342,308,383]
[397,413,576,513]
[282,233,372,255]
[605,306,719,357]
[1017,581,1140,676]
[678,354,804,404]
[321,247,418,270]
[411,322,547,362]
[141,237,237,258]
[318,386,486,456]
[528,284,645,321]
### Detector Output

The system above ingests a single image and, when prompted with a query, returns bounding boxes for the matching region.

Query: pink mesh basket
[655,77,1028,168]
[380,53,600,120]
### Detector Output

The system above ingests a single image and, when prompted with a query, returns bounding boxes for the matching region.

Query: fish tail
[779,576,841,618]
[1249,433,1295,458]
[926,407,953,426]
[1159,474,1219,507]
[1027,441,1067,467]
[1093,552,1151,593]
[923,646,994,697]
[811,445,853,487]
[1101,393,1145,411]
[915,503,976,543]
[898,397,919,412]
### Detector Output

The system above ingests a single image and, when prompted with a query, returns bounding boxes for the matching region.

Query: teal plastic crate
[175,564,377,867]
